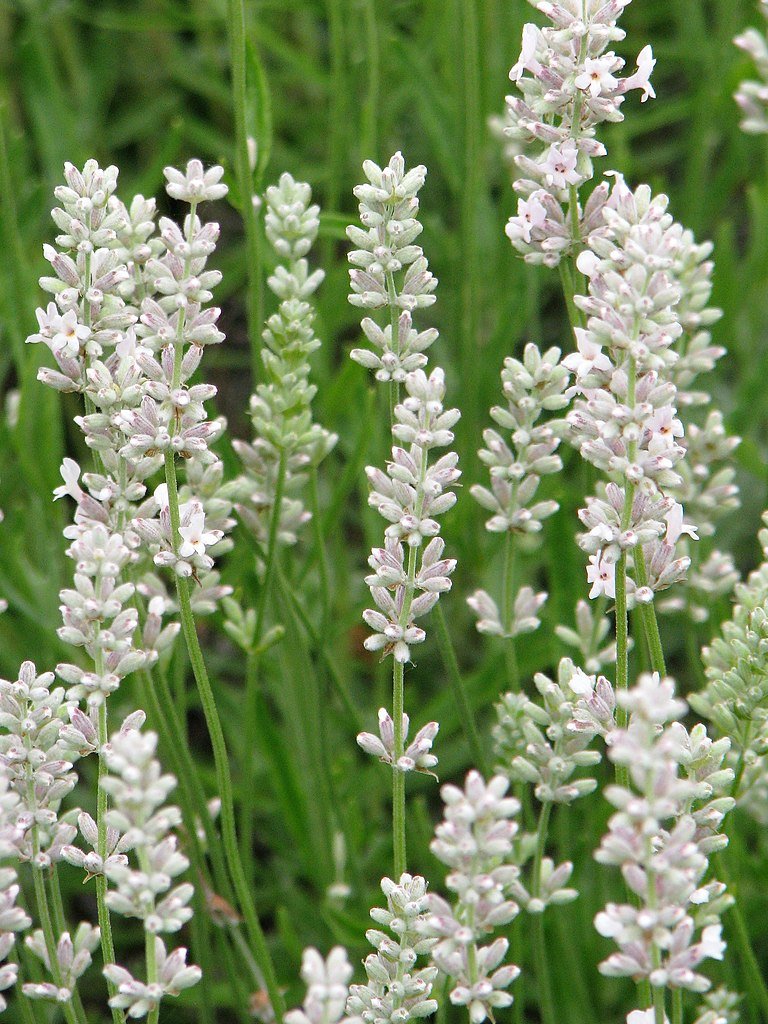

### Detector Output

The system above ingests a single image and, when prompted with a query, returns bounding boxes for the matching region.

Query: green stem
[557,260,582,336]
[309,464,331,631]
[47,869,90,1024]
[433,602,488,775]
[97,701,122,1024]
[243,452,287,871]
[633,547,667,676]
[652,988,667,1024]
[274,561,362,730]
[501,530,520,689]
[531,801,556,1024]
[227,0,264,378]
[671,987,683,1024]
[30,868,78,1024]
[164,450,285,1021]
[137,849,160,1024]
[392,658,407,877]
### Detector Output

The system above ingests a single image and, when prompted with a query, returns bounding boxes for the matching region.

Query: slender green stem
[433,601,489,775]
[227,0,264,377]
[135,850,160,1024]
[164,450,285,1020]
[392,658,407,877]
[243,452,287,870]
[501,530,520,689]
[531,801,556,1024]
[48,869,90,1024]
[274,561,362,729]
[558,260,582,336]
[96,701,123,1024]
[671,988,683,1024]
[254,453,287,642]
[31,866,80,1024]
[633,547,667,676]
[309,464,331,630]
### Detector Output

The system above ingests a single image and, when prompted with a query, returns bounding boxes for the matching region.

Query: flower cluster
[596,674,733,1008]
[0,662,110,1004]
[286,947,360,1024]
[493,659,609,912]
[24,925,101,1003]
[348,152,438,382]
[418,773,521,1024]
[361,368,460,663]
[0,662,79,867]
[504,0,655,265]
[346,874,437,1024]
[735,2,768,134]
[357,709,439,776]
[233,173,336,547]
[93,718,200,1016]
[30,158,234,621]
[566,177,697,606]
[468,343,569,640]
[494,658,606,804]
[0,776,32,1008]
[693,512,768,822]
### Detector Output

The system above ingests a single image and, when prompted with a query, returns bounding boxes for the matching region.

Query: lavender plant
[1,0,765,1020]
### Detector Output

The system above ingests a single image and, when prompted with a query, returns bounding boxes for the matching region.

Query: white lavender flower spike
[494,658,607,804]
[362,367,460,662]
[348,152,439,382]
[232,172,336,550]
[91,720,200,1015]
[23,924,101,1003]
[504,0,655,265]
[735,3,768,134]
[285,947,359,1024]
[596,673,733,1014]
[418,772,521,1024]
[347,874,437,1024]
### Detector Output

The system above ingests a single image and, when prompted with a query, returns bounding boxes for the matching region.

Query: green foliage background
[1,0,768,1021]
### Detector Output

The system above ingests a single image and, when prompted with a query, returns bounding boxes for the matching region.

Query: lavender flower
[233,173,336,548]
[418,773,521,1024]
[566,176,699,606]
[348,153,438,382]
[468,343,569,645]
[95,718,201,1016]
[357,710,439,776]
[735,3,768,134]
[347,875,437,1024]
[596,673,732,1014]
[361,368,459,664]
[693,513,768,821]
[286,947,359,1024]
[504,0,655,265]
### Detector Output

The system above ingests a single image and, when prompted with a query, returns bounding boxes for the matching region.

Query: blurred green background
[1,1,768,1021]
